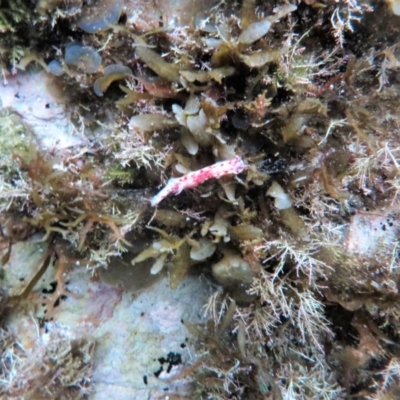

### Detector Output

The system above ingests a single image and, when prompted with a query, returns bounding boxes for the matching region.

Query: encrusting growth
[151,155,248,206]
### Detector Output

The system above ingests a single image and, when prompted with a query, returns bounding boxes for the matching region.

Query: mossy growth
[0,0,31,33]
[0,327,94,399]
[0,109,35,164]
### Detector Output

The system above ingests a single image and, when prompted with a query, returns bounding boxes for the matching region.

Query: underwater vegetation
[1,0,400,398]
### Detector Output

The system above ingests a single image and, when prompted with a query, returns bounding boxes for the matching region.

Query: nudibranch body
[151,156,247,206]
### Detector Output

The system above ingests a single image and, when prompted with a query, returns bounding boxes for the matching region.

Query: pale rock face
[345,210,399,258]
[4,239,211,399]
[0,71,83,150]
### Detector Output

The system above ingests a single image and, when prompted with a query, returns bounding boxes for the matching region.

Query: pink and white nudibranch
[151,156,248,206]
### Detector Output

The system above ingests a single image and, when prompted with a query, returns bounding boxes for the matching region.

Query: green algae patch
[0,109,35,166]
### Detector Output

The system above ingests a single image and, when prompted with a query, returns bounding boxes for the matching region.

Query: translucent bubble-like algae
[65,43,102,73]
[77,0,124,33]
[48,60,64,76]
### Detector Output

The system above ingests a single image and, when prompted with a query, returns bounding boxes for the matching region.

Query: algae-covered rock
[0,109,35,166]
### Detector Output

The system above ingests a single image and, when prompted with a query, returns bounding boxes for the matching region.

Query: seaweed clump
[0,327,94,399]
[1,0,400,399]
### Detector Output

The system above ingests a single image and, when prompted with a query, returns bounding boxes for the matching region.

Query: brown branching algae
[1,0,400,398]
